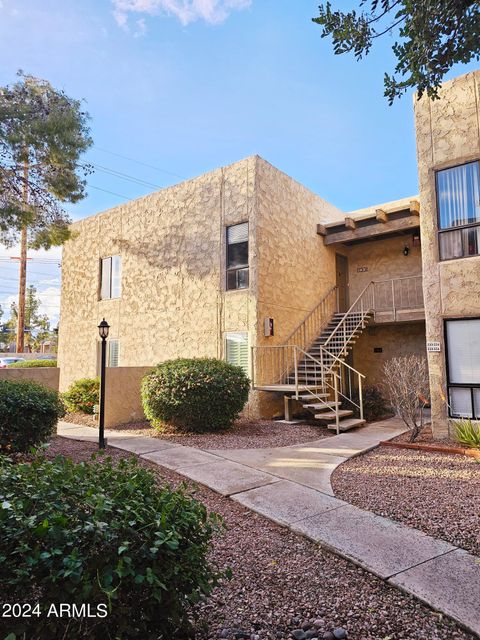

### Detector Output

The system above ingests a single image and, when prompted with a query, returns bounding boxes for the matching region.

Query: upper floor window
[226,222,249,290]
[100,256,121,299]
[437,161,480,260]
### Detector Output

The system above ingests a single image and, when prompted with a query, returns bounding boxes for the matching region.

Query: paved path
[57,419,480,637]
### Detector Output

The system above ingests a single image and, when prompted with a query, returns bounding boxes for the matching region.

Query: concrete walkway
[57,419,480,637]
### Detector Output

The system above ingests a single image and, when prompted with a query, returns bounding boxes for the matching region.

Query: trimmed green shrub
[63,377,99,414]
[142,358,250,432]
[8,358,57,368]
[0,455,222,639]
[454,419,480,449]
[0,379,65,453]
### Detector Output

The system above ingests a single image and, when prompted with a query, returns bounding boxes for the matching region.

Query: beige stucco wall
[352,323,426,388]
[58,156,344,419]
[253,158,344,415]
[0,367,59,391]
[346,235,422,302]
[58,156,257,393]
[104,366,152,427]
[414,70,480,436]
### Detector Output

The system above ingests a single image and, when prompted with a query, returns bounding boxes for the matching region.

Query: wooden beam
[324,215,420,245]
[410,200,420,216]
[344,216,356,230]
[375,208,388,223]
[316,223,327,236]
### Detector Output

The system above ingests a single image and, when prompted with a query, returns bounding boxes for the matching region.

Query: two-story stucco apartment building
[58,70,480,438]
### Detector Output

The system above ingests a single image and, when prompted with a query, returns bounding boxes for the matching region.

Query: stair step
[297,393,329,400]
[314,409,353,420]
[327,418,367,432]
[303,402,341,410]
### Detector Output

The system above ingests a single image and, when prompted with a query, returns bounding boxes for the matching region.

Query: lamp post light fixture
[97,318,110,449]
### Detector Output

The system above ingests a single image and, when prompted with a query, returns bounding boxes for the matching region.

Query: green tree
[6,285,55,352]
[313,1,480,103]
[0,71,92,351]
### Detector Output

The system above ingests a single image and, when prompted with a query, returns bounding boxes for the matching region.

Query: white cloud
[112,0,251,30]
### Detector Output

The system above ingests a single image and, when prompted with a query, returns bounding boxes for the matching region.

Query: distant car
[35,355,56,360]
[0,357,26,368]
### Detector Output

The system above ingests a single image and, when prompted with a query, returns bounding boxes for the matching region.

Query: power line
[94,146,185,180]
[84,163,163,190]
[88,184,131,200]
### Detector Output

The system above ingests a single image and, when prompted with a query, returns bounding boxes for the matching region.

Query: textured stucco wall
[352,323,426,388]
[253,158,344,415]
[58,156,344,420]
[347,235,422,302]
[0,367,59,391]
[414,70,480,436]
[58,157,257,395]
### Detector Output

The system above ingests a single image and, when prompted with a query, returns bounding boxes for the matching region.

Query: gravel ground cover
[332,446,480,555]
[63,415,333,449]
[40,437,475,639]
[390,424,462,449]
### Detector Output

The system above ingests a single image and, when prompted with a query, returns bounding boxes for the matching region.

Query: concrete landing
[57,418,480,637]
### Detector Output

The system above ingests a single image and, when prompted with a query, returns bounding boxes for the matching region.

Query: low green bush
[142,358,250,432]
[454,419,480,449]
[0,454,222,639]
[63,377,99,414]
[0,379,65,453]
[8,358,57,368]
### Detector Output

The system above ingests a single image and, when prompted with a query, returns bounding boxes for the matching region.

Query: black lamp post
[98,318,110,449]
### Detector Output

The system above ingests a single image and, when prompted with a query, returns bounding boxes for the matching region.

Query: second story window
[100,256,121,299]
[437,161,480,260]
[226,222,249,290]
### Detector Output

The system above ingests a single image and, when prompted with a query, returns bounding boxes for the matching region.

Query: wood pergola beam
[375,208,388,223]
[323,215,420,245]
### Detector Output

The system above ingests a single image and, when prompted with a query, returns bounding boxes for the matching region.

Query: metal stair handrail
[284,285,338,351]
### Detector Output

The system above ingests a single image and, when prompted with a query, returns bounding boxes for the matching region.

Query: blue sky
[0,0,478,326]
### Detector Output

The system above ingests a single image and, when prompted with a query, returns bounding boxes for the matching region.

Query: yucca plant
[454,419,480,449]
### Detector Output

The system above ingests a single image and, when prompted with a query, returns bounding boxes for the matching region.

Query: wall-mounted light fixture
[403,245,410,256]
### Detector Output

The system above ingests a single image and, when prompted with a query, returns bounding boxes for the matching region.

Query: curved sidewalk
[57,419,480,638]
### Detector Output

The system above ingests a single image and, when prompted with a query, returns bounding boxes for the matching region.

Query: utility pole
[16,160,28,353]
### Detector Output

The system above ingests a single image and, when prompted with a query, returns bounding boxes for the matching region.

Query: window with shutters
[100,256,122,299]
[108,339,119,367]
[226,222,249,290]
[445,319,480,418]
[436,161,480,260]
[225,332,249,375]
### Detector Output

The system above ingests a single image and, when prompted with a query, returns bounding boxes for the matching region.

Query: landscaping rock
[333,629,348,640]
[313,619,325,628]
[305,630,318,639]
[322,633,335,640]
[292,630,307,640]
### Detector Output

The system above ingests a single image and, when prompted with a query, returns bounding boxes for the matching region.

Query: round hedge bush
[8,358,57,368]
[0,454,222,639]
[0,379,65,453]
[62,377,99,414]
[142,358,250,432]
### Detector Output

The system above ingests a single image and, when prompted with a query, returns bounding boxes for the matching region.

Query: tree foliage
[312,1,480,103]
[0,71,92,248]
[5,284,55,351]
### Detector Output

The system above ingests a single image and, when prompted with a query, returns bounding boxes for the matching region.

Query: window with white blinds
[226,222,249,290]
[100,256,122,299]
[446,319,480,418]
[108,339,119,367]
[225,332,249,375]
[437,161,480,260]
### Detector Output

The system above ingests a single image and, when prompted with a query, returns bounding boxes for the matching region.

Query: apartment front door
[336,254,349,312]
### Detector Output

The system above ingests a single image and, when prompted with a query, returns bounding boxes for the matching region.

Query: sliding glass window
[437,161,480,260]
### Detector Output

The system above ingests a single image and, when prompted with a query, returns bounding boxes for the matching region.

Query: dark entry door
[335,254,349,312]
